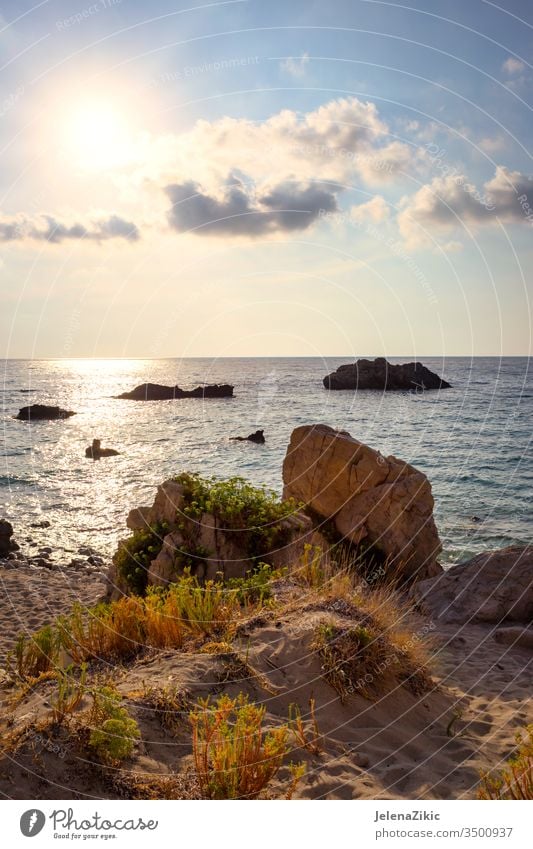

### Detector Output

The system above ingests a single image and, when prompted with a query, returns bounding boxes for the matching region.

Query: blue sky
[0,0,532,357]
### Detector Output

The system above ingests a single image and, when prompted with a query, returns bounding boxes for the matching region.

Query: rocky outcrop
[85,439,120,459]
[323,358,451,391]
[0,520,19,557]
[116,383,234,400]
[16,404,76,421]
[231,429,265,444]
[108,478,314,597]
[282,424,442,581]
[411,545,533,625]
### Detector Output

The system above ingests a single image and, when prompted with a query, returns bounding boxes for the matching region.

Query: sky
[0,0,532,358]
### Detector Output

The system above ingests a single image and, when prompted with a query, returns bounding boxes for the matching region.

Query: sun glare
[64,100,137,171]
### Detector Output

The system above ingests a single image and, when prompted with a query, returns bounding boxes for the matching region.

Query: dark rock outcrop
[0,519,19,556]
[411,545,533,625]
[116,382,234,400]
[323,357,451,391]
[231,429,265,444]
[16,404,76,421]
[85,439,120,459]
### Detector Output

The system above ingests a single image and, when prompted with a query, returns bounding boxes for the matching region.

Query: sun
[64,100,137,171]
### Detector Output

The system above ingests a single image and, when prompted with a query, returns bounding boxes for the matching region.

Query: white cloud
[398,165,532,248]
[349,196,390,223]
[502,56,526,75]
[0,212,139,244]
[280,53,310,78]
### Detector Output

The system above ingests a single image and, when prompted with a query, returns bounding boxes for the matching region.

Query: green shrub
[114,523,168,594]
[174,473,299,562]
[190,692,292,799]
[88,686,140,764]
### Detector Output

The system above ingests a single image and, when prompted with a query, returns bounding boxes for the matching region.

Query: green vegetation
[114,523,168,595]
[174,472,299,562]
[50,665,87,725]
[313,621,397,702]
[478,725,533,800]
[9,570,276,680]
[88,686,140,764]
[190,692,301,799]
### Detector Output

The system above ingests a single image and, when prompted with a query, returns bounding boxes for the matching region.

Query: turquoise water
[1,356,531,563]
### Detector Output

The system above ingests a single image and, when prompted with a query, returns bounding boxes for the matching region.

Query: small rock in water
[31,520,51,529]
[230,429,266,444]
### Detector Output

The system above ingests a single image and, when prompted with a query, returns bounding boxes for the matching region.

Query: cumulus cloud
[139,96,410,193]
[349,196,390,223]
[0,213,139,244]
[398,166,532,247]
[280,53,310,77]
[165,176,339,236]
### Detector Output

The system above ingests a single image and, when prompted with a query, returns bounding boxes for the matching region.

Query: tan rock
[412,545,533,625]
[282,424,442,580]
[126,506,152,531]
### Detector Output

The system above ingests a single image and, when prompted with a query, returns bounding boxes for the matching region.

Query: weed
[190,692,291,799]
[289,698,323,755]
[88,686,140,764]
[478,725,533,800]
[142,685,191,733]
[313,621,396,701]
[50,665,87,725]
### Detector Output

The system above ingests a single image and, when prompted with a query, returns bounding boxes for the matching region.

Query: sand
[0,566,531,800]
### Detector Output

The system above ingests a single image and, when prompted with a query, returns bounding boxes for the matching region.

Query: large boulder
[282,424,442,581]
[411,545,533,625]
[323,357,451,391]
[116,383,233,400]
[16,404,75,421]
[107,478,314,596]
[0,519,19,557]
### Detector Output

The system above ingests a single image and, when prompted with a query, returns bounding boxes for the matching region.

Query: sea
[1,356,531,565]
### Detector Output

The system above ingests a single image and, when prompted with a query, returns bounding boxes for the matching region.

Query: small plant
[190,693,291,799]
[142,685,190,733]
[478,725,533,800]
[225,563,275,608]
[114,523,167,595]
[289,698,323,755]
[88,686,140,764]
[313,621,394,702]
[11,625,61,678]
[50,665,87,725]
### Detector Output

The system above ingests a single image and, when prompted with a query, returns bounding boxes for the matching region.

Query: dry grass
[9,574,261,680]
[478,725,533,800]
[288,698,323,755]
[49,665,87,726]
[190,692,294,799]
[142,685,191,734]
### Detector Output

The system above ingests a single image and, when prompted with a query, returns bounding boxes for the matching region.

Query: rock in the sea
[0,519,19,556]
[282,424,442,581]
[323,357,451,391]
[16,404,76,421]
[116,382,234,400]
[411,545,533,625]
[107,478,314,596]
[85,439,120,459]
[231,429,265,444]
